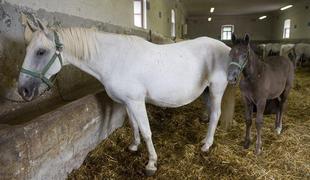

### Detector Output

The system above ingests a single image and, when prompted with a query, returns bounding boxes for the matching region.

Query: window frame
[133,0,147,29]
[283,19,291,39]
[171,9,176,37]
[221,25,234,40]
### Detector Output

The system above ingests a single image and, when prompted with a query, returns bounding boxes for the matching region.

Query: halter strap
[21,31,63,88]
[229,50,249,71]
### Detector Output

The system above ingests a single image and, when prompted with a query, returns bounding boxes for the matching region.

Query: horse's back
[265,56,294,83]
[137,37,230,107]
[295,43,310,57]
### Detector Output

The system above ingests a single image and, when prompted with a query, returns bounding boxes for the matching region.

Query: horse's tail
[219,84,237,130]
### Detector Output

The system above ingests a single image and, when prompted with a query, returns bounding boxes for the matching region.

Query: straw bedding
[68,68,310,179]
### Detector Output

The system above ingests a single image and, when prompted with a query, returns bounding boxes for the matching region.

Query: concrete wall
[147,0,187,38]
[186,0,310,42]
[0,91,126,180]
[8,0,134,28]
[187,14,273,41]
[272,0,310,41]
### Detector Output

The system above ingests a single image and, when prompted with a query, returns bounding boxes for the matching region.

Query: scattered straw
[68,68,310,179]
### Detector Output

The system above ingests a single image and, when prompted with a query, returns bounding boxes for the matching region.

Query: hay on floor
[68,68,310,179]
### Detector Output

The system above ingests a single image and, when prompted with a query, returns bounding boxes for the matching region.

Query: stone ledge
[0,91,126,180]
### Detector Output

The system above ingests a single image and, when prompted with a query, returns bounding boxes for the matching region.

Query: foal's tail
[219,84,237,130]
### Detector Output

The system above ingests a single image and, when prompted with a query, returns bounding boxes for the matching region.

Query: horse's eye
[36,49,46,56]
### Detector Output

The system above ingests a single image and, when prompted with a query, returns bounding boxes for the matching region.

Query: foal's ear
[232,33,237,44]
[244,34,250,45]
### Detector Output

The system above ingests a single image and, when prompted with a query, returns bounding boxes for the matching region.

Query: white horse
[280,44,295,62]
[258,44,266,59]
[294,43,310,67]
[18,20,231,175]
[280,44,295,56]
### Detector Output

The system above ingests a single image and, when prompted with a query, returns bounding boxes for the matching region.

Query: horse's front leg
[126,108,141,151]
[295,55,301,68]
[243,96,253,149]
[255,100,266,155]
[201,80,226,152]
[126,100,157,176]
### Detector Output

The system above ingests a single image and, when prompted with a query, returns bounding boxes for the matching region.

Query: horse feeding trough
[0,16,236,178]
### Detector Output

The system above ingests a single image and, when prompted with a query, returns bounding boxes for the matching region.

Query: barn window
[283,19,291,39]
[221,25,234,40]
[134,0,147,29]
[171,9,176,37]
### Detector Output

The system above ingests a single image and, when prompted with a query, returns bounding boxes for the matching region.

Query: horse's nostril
[21,87,30,97]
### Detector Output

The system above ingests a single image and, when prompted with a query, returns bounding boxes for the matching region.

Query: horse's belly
[145,80,208,108]
[146,90,204,108]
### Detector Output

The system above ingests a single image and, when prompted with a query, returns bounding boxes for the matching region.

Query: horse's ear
[232,33,237,44]
[37,19,49,34]
[26,19,38,32]
[244,34,250,45]
[21,13,37,43]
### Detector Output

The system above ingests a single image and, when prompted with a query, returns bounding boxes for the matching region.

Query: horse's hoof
[145,168,157,176]
[243,141,251,149]
[201,143,211,152]
[255,148,262,155]
[128,144,139,152]
[200,115,210,122]
[275,127,282,135]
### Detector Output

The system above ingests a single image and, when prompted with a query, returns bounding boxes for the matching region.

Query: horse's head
[227,33,250,85]
[18,19,63,101]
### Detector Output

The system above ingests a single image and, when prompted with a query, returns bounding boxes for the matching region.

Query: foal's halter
[229,49,249,72]
[20,31,63,88]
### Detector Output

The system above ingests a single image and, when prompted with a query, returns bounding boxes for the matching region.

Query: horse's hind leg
[127,108,141,151]
[126,100,157,176]
[243,96,253,149]
[275,90,290,135]
[202,87,211,122]
[201,79,226,152]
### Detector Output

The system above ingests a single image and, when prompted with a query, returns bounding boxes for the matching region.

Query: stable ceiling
[184,0,304,17]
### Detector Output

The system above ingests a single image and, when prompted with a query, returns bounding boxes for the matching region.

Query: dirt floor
[68,68,310,179]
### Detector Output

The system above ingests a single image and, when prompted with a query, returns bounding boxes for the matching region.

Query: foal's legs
[275,90,290,135]
[243,97,253,149]
[255,100,266,155]
[201,80,226,152]
[126,100,157,176]
[127,108,141,151]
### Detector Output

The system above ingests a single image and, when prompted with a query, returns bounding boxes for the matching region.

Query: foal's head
[227,34,251,85]
[18,20,62,101]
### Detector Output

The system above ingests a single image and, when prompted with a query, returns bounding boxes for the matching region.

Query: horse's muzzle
[227,67,240,85]
[18,80,40,102]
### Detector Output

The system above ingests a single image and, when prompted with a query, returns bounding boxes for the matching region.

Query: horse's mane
[57,28,100,61]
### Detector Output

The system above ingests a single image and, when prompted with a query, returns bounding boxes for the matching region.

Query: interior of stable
[0,0,309,179]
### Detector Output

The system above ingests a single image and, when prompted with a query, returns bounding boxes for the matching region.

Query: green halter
[21,31,63,88]
[229,51,249,71]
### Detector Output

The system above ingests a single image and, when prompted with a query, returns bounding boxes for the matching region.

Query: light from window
[134,0,147,29]
[221,25,234,40]
[171,9,176,37]
[283,19,291,39]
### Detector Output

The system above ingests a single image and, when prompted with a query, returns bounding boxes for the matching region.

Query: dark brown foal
[227,34,294,154]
